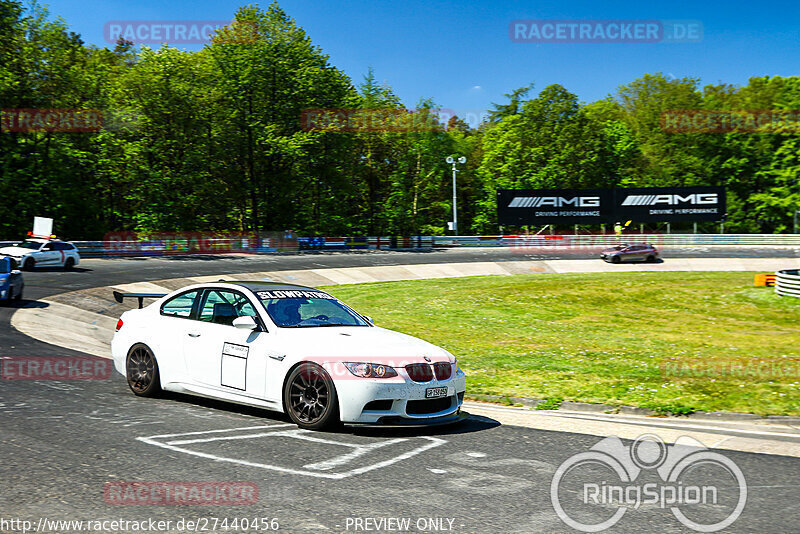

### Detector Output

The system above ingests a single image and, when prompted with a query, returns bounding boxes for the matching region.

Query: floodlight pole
[451,163,458,235]
[446,156,466,234]
[795,210,799,234]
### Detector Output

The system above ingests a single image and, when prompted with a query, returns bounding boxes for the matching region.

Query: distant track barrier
[70,234,434,258]
[434,233,800,248]
[775,269,800,298]
[3,233,799,259]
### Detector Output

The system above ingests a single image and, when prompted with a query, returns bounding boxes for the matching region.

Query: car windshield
[255,289,368,328]
[14,241,43,250]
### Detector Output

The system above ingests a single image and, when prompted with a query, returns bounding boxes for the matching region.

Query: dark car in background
[0,256,24,302]
[601,243,659,263]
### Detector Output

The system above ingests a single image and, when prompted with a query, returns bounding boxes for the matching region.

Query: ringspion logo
[551,434,746,532]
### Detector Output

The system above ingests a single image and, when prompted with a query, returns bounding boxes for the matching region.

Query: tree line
[1,1,798,240]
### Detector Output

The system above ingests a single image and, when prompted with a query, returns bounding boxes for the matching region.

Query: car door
[37,242,61,266]
[185,288,269,398]
[157,289,202,380]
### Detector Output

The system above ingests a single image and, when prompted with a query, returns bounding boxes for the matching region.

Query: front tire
[611,255,621,264]
[126,344,161,397]
[13,285,22,300]
[284,362,340,430]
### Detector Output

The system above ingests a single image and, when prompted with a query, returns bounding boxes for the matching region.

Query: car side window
[42,243,54,250]
[161,291,199,318]
[198,289,257,326]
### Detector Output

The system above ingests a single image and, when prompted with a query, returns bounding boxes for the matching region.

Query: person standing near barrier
[614,222,623,235]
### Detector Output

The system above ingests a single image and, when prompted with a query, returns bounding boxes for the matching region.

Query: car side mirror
[232,316,259,330]
[10,270,21,275]
[363,315,374,325]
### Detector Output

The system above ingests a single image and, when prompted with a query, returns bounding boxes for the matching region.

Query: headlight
[343,362,398,378]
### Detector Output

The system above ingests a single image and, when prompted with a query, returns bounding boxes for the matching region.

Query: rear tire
[126,344,161,397]
[284,362,340,430]
[646,255,656,263]
[22,258,35,271]
[64,257,75,270]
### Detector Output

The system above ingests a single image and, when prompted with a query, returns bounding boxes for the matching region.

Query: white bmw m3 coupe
[111,281,466,430]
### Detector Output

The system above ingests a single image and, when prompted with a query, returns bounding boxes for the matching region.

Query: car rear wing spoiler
[112,291,167,308]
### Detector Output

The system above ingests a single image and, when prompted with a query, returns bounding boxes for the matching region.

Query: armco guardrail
[775,269,800,298]
[3,233,799,259]
[71,236,434,258]
[434,234,800,247]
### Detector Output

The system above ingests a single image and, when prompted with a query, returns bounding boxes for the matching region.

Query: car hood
[272,326,453,364]
[0,247,28,257]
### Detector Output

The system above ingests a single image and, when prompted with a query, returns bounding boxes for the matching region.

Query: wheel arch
[126,341,165,388]
[279,360,342,418]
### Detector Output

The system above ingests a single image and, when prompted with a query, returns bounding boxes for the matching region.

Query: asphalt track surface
[2,247,800,533]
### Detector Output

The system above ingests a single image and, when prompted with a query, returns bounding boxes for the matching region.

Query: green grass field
[328,271,800,416]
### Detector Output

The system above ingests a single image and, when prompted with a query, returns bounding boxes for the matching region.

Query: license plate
[426,387,448,399]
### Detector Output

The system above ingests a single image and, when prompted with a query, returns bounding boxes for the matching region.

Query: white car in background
[111,282,467,430]
[0,238,80,270]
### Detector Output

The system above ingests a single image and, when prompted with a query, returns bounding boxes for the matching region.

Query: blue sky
[41,0,799,123]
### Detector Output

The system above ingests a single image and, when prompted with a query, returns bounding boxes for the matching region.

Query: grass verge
[328,271,800,416]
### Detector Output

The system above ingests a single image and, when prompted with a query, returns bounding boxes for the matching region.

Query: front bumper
[334,368,467,424]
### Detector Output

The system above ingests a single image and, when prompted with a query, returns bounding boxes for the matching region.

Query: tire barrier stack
[775,269,800,298]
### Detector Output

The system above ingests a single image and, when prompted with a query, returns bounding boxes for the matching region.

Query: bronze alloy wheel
[284,362,340,430]
[126,344,161,397]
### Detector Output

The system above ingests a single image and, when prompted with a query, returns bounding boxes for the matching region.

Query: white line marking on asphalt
[712,436,733,449]
[466,403,800,440]
[167,426,296,445]
[427,468,447,474]
[303,438,407,471]
[143,424,281,440]
[137,426,446,479]
[466,452,486,457]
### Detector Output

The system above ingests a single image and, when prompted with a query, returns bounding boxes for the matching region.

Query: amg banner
[497,186,725,225]
[497,188,612,225]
